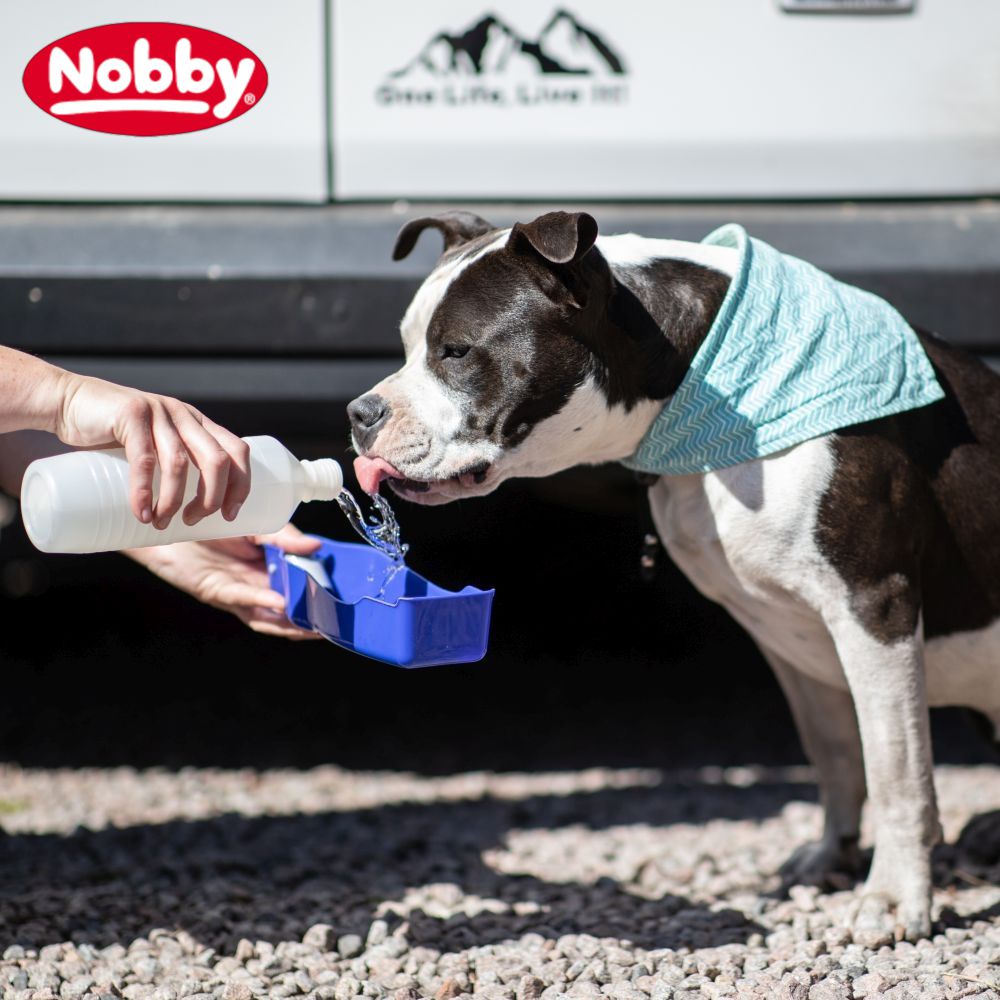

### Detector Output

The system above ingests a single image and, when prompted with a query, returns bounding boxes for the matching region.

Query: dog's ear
[509,211,598,266]
[392,211,496,261]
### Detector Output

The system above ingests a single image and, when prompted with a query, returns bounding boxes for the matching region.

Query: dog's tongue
[353,456,402,495]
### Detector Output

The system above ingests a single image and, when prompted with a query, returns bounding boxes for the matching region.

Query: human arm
[0,429,320,640]
[0,345,251,528]
[0,350,321,639]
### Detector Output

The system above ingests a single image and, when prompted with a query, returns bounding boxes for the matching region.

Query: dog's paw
[779,836,862,890]
[849,891,932,946]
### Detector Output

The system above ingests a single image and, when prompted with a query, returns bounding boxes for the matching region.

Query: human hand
[125,523,323,639]
[52,371,252,531]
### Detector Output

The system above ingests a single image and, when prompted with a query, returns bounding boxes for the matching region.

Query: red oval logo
[22,22,268,137]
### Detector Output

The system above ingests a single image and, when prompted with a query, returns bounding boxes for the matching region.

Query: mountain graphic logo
[390,9,626,79]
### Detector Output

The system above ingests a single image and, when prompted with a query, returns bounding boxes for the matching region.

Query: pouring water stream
[336,487,409,597]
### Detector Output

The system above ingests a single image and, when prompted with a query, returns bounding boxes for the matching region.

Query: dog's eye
[441,343,470,360]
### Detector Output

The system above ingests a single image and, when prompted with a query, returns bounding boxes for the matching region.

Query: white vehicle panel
[0,1,327,202]
[331,0,1000,199]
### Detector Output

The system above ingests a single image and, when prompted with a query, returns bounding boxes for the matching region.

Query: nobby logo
[22,22,268,136]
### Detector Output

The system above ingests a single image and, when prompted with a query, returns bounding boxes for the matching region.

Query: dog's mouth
[353,455,491,497]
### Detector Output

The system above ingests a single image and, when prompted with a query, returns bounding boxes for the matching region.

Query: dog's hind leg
[825,615,940,941]
[759,646,867,887]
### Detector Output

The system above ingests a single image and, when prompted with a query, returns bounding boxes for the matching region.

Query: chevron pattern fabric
[623,224,945,477]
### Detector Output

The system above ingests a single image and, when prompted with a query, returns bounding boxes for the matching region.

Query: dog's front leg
[758,646,866,886]
[827,613,939,940]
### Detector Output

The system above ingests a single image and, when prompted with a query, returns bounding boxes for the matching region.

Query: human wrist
[0,347,72,434]
[35,364,76,436]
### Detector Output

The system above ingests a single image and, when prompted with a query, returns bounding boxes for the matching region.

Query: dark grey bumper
[1,200,998,419]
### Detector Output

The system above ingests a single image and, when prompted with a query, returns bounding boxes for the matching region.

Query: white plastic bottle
[20,435,343,554]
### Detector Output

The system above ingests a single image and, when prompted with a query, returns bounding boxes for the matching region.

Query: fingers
[117,398,156,524]
[149,406,191,530]
[178,409,251,524]
[125,396,250,532]
[251,621,320,640]
[67,379,250,530]
[254,523,323,556]
[236,605,320,640]
[110,390,188,530]
[212,575,286,614]
[169,409,233,526]
[214,567,318,638]
[197,415,252,521]
[208,561,319,638]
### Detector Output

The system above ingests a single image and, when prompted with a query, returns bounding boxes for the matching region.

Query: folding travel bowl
[265,536,494,668]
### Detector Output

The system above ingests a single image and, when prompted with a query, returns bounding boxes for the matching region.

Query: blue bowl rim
[272,537,495,611]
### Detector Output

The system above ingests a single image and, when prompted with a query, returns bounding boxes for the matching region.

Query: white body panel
[0,1,327,202]
[3,2,998,202]
[332,0,1000,199]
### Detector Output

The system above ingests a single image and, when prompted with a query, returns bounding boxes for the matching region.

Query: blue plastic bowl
[264,536,494,668]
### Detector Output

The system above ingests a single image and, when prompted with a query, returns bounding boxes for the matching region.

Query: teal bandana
[622,224,945,477]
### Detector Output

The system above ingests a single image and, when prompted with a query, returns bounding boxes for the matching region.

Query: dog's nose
[347,393,391,448]
[348,393,389,430]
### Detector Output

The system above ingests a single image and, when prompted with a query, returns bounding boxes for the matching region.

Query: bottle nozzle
[299,458,344,502]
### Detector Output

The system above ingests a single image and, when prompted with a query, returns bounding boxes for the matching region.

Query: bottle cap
[300,458,344,502]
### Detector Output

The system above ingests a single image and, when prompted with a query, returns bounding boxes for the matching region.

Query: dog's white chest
[647,439,849,689]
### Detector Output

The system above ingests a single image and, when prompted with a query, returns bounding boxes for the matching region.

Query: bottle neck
[298,458,344,502]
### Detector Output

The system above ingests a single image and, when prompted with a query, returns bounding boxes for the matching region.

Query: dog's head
[349,210,679,504]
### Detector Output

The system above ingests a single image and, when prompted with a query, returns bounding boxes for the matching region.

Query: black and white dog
[349,210,1000,941]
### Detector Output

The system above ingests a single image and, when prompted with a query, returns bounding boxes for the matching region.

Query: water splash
[337,487,409,565]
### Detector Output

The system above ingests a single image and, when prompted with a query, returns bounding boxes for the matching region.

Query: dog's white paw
[849,890,932,946]
[779,836,862,889]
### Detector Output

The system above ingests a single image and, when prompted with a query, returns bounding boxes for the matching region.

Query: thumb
[211,575,286,613]
[254,522,323,556]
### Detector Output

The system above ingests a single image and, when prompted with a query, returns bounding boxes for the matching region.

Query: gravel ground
[3,763,1000,1000]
